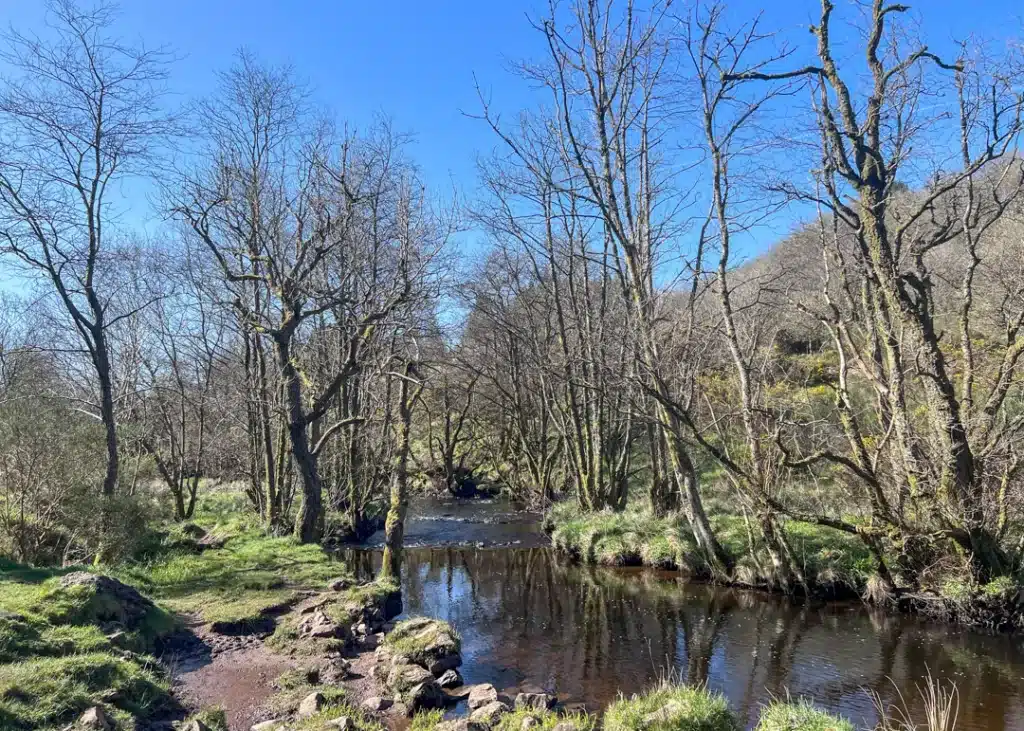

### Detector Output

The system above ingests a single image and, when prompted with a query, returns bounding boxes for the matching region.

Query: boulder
[437,668,463,688]
[386,662,435,694]
[436,721,469,731]
[381,617,461,676]
[515,692,557,712]
[76,706,112,730]
[467,684,499,710]
[405,680,446,711]
[320,659,352,684]
[298,610,345,640]
[325,716,356,731]
[387,701,411,718]
[59,574,156,630]
[181,721,211,731]
[298,691,326,718]
[520,717,539,731]
[360,696,393,713]
[327,577,353,591]
[469,700,511,726]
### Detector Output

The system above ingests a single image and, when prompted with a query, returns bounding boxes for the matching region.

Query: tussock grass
[755,700,854,731]
[493,708,596,731]
[603,682,738,731]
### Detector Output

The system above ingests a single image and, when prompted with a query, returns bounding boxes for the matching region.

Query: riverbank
[544,502,1024,629]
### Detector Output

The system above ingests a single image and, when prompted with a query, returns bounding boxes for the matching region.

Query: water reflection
[343,547,1024,731]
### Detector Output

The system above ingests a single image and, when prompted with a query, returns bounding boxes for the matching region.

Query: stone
[298,610,345,640]
[384,617,461,676]
[469,700,511,726]
[387,662,435,693]
[521,717,539,731]
[468,684,499,710]
[387,701,411,717]
[427,652,463,676]
[437,668,463,688]
[642,701,685,725]
[250,721,285,731]
[515,692,556,712]
[298,691,326,718]
[360,696,393,713]
[328,577,353,591]
[325,716,356,731]
[405,680,446,711]
[182,721,211,731]
[77,706,111,730]
[320,658,352,684]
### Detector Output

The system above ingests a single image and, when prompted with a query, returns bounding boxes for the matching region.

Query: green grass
[603,683,738,731]
[755,700,854,731]
[409,709,445,731]
[179,707,229,731]
[117,530,346,625]
[493,708,596,731]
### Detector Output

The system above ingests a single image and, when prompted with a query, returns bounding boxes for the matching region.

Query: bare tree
[0,0,172,504]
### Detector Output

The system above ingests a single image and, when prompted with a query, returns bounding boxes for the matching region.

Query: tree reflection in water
[338,547,1024,730]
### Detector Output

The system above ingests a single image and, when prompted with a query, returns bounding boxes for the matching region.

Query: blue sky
[1,0,1022,258]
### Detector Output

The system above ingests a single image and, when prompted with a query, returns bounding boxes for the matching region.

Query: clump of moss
[603,683,738,731]
[755,700,854,731]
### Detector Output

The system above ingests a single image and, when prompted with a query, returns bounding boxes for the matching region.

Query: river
[340,498,1024,730]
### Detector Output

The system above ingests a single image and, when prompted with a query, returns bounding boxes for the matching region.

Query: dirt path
[164,617,301,731]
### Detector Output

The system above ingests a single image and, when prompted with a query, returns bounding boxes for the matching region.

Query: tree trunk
[381,363,418,581]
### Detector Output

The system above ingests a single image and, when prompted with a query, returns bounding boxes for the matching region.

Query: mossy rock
[379,618,461,675]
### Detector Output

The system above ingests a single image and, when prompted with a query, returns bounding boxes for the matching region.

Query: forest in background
[1,0,1024,615]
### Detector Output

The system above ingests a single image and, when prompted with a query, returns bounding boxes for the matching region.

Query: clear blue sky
[1,0,1022,255]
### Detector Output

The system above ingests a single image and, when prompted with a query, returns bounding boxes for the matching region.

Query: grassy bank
[545,502,874,595]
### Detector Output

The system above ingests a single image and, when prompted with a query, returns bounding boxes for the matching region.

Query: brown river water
[340,499,1024,730]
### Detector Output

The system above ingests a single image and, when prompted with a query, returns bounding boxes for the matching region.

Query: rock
[320,658,352,684]
[427,652,463,676]
[643,701,685,725]
[515,692,557,711]
[386,662,435,693]
[181,721,211,731]
[59,574,157,630]
[325,716,356,731]
[361,696,393,713]
[387,701,411,718]
[76,706,112,730]
[298,610,345,640]
[468,684,499,710]
[384,617,462,676]
[298,691,326,718]
[437,668,463,688]
[521,717,539,731]
[405,680,446,711]
[552,724,582,731]
[327,577,353,591]
[469,700,511,726]
[436,721,469,731]
[250,721,285,731]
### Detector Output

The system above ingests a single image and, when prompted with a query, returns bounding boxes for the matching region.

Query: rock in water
[467,684,499,710]
[298,691,326,718]
[515,692,557,711]
[437,668,463,688]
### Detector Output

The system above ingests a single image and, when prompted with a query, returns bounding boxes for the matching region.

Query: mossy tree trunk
[381,362,422,581]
